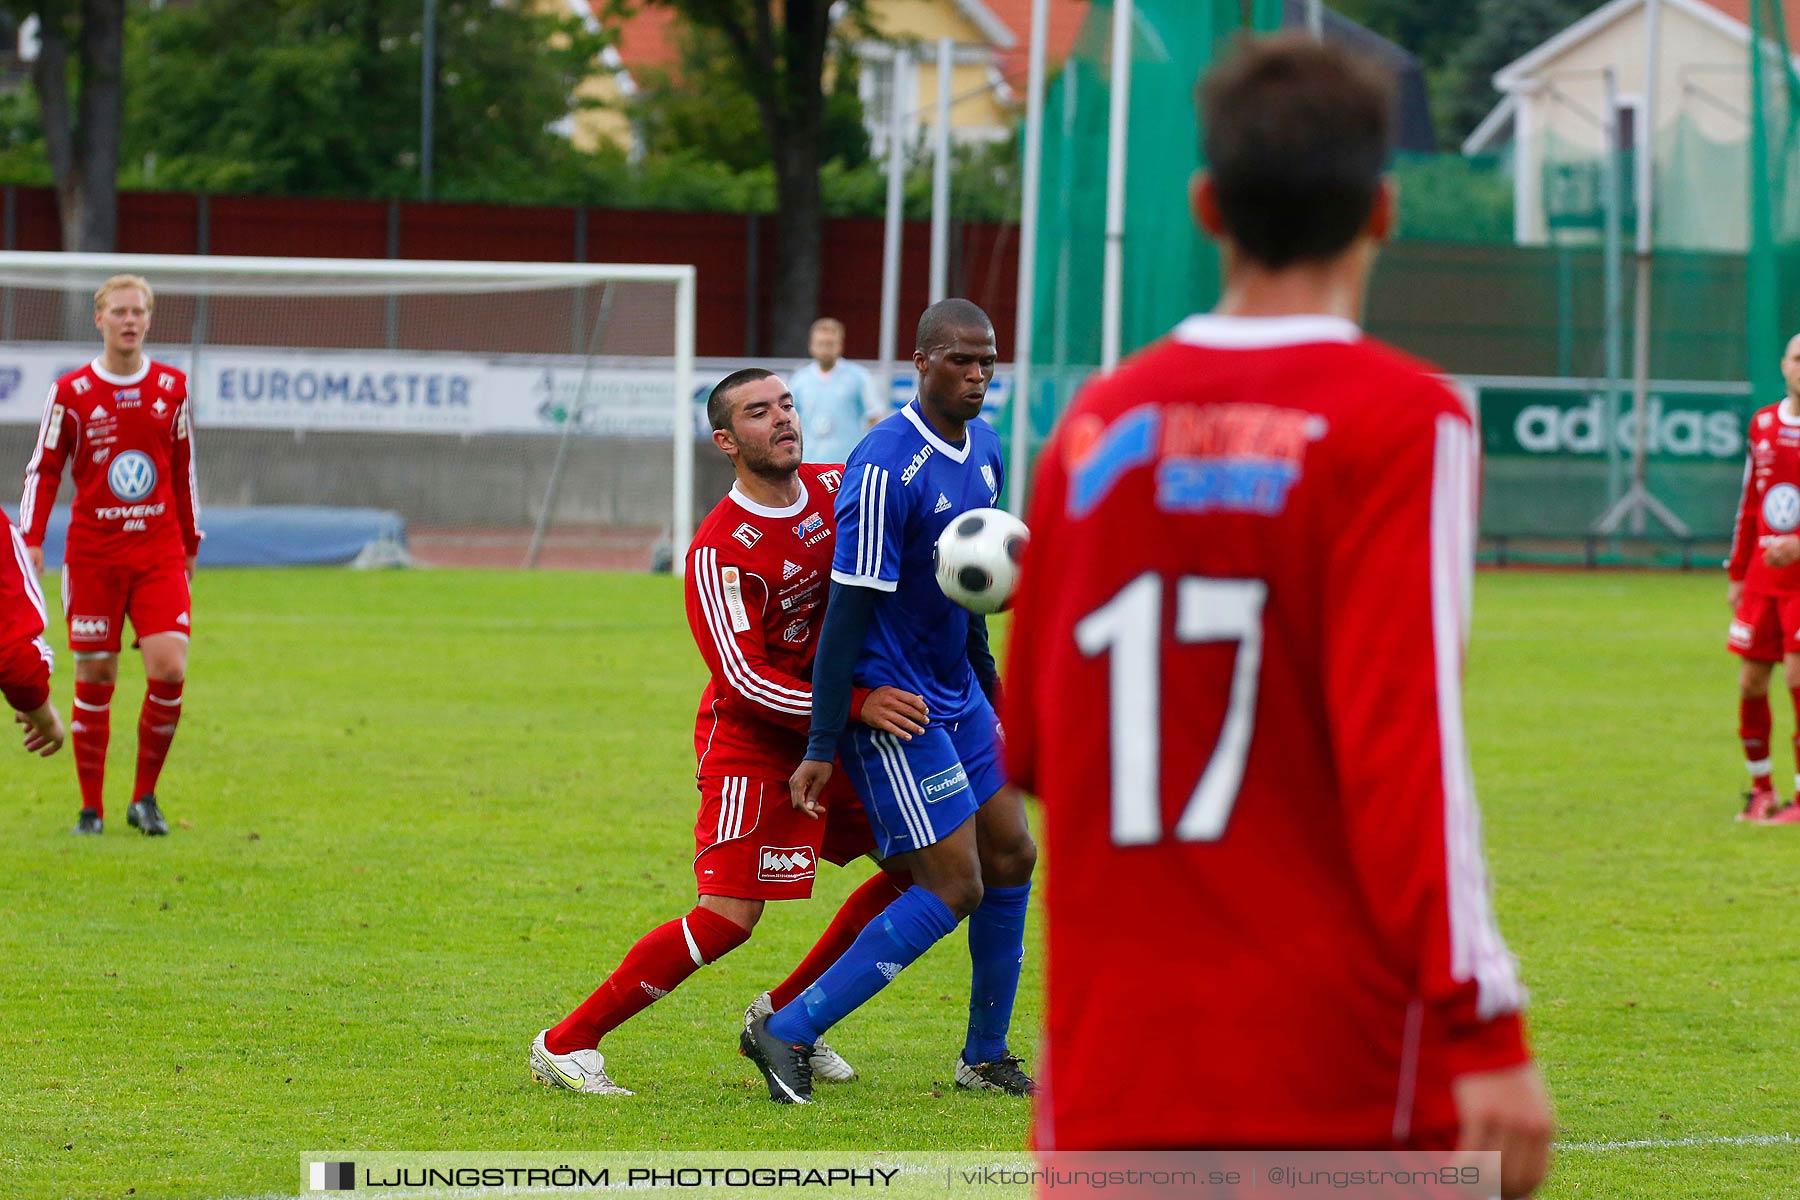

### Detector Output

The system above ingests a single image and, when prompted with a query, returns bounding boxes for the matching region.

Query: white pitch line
[1558,1133,1800,1151]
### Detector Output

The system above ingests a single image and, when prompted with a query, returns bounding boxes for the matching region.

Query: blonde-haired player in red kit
[1727,332,1800,823]
[20,274,201,836]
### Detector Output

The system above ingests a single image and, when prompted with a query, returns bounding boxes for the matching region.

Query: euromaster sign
[0,344,1010,438]
[1476,385,1750,461]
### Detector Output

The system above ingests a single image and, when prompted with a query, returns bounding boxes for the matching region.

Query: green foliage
[1445,0,1609,144]
[1391,152,1513,241]
[118,0,606,197]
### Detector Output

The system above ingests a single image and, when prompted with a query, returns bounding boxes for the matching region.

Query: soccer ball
[933,507,1030,615]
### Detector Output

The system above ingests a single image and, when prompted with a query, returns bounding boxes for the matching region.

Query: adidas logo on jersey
[90,406,106,420]
[782,559,801,580]
[933,493,952,514]
[876,962,903,981]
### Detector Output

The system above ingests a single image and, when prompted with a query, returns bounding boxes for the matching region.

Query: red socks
[769,871,911,1010]
[134,678,184,800]
[71,680,114,816]
[546,905,751,1054]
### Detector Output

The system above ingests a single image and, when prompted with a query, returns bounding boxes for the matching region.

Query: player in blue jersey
[740,298,1037,1104]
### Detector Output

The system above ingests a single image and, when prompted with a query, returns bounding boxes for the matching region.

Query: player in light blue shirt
[792,318,877,465]
[740,299,1037,1104]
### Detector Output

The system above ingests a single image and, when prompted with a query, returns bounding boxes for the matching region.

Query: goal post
[0,251,698,573]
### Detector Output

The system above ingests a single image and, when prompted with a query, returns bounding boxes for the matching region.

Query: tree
[121,0,606,199]
[1445,0,1608,142]
[2,0,125,251]
[643,0,869,355]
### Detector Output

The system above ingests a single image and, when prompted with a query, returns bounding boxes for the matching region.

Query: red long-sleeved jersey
[1005,314,1531,1150]
[20,358,201,568]
[1727,401,1800,593]
[685,463,867,779]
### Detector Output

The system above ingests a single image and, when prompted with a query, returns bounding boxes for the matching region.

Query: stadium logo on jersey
[920,764,970,804]
[731,522,762,549]
[933,493,952,514]
[782,559,801,580]
[817,468,843,494]
[107,451,157,502]
[781,617,809,644]
[1765,483,1800,533]
[900,444,934,486]
[69,616,109,640]
[793,513,825,538]
[758,846,816,882]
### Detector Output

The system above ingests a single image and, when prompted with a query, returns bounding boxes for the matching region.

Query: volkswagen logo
[1766,483,1800,533]
[107,450,156,502]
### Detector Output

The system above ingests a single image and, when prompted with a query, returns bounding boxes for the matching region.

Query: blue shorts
[841,692,1008,859]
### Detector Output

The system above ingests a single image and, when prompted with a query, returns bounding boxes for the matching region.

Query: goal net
[0,252,699,573]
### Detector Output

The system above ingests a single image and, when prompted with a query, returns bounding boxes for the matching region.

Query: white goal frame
[0,250,699,575]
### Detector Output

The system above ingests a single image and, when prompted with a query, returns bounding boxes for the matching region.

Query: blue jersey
[831,399,1006,722]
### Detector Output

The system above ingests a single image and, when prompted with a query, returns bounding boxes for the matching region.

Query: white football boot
[744,991,857,1081]
[530,1030,634,1096]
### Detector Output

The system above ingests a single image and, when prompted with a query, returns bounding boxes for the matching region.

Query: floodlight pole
[1596,0,1689,537]
[930,37,954,303]
[1100,0,1134,370]
[1602,68,1625,509]
[879,48,911,423]
[1009,0,1049,515]
[421,0,436,200]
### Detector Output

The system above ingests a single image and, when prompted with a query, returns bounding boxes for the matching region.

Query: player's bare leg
[958,785,1037,1095]
[70,652,119,834]
[1759,653,1800,824]
[125,632,186,836]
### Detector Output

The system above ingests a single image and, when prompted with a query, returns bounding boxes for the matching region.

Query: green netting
[1003,2,1800,559]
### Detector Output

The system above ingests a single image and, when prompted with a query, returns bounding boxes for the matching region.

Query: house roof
[984,0,1091,90]
[1495,0,1800,90]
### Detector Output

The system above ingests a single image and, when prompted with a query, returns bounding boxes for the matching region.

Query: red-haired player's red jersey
[684,463,868,779]
[1005,314,1531,1150]
[19,358,201,568]
[1728,401,1800,594]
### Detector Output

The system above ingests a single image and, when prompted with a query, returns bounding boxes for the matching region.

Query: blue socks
[963,882,1030,1065]
[766,885,958,1046]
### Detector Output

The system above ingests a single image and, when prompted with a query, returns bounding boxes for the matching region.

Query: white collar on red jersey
[1780,398,1800,426]
[728,479,811,519]
[1172,314,1361,350]
[89,357,152,386]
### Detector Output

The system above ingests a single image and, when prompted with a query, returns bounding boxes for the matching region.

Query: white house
[1464,0,1800,251]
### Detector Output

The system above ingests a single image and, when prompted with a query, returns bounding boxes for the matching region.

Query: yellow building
[544,0,1090,159]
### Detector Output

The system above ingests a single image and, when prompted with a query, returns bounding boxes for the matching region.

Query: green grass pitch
[1,568,1796,1198]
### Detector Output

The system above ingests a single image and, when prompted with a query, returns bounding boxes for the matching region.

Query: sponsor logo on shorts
[758,846,816,882]
[107,450,157,502]
[1766,483,1800,533]
[731,522,762,549]
[920,764,970,804]
[70,615,110,640]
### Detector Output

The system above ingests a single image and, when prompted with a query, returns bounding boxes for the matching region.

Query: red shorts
[693,772,877,900]
[1729,589,1800,661]
[62,558,192,654]
[0,634,53,713]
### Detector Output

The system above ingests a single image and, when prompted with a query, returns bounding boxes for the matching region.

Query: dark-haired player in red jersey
[1003,35,1552,1199]
[20,274,201,836]
[530,367,928,1096]
[1,507,65,757]
[1726,331,1800,823]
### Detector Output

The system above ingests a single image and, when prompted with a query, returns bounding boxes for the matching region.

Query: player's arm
[1726,451,1757,607]
[999,432,1063,799]
[1323,400,1538,1075]
[966,613,1000,710]
[685,550,819,736]
[19,385,74,572]
[171,390,203,573]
